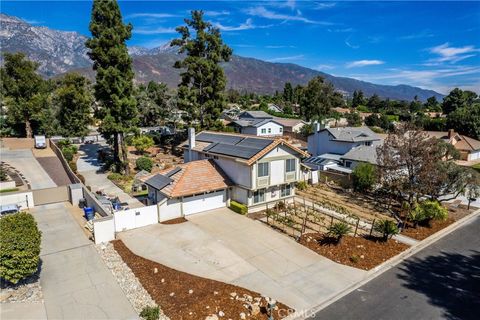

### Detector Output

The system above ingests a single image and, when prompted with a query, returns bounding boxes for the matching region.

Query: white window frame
[257,162,269,178]
[285,159,296,172]
[261,128,267,134]
[281,184,292,197]
[268,128,272,134]
[253,189,265,204]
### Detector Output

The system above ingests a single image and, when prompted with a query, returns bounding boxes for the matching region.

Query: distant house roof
[144,160,232,198]
[317,127,380,142]
[424,130,480,152]
[341,145,379,165]
[183,131,308,165]
[238,110,273,119]
[273,118,306,129]
[231,118,283,128]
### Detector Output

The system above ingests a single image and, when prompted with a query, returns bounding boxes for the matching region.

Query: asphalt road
[311,215,480,320]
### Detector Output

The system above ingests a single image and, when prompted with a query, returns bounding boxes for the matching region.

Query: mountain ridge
[0,13,444,101]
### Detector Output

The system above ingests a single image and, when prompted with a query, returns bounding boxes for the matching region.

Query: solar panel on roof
[165,167,181,177]
[145,174,173,190]
[196,132,243,145]
[208,143,259,159]
[236,137,273,149]
[203,142,218,152]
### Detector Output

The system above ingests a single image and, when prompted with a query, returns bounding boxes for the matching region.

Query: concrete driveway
[77,143,143,208]
[1,148,56,189]
[32,203,137,319]
[119,208,367,311]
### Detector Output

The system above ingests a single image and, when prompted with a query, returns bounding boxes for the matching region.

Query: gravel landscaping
[299,233,409,271]
[0,273,43,304]
[95,242,169,319]
[112,240,292,319]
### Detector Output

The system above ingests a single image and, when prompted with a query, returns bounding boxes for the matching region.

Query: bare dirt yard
[113,240,292,320]
[299,234,409,271]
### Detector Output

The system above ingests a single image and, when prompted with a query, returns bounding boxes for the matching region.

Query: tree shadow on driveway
[397,250,480,320]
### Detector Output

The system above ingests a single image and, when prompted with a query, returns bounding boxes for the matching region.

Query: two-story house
[142,130,308,216]
[305,124,382,173]
[229,111,284,136]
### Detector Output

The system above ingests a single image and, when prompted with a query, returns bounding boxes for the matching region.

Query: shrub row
[230,200,247,215]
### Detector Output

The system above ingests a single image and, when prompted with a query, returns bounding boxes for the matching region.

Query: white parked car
[34,135,47,149]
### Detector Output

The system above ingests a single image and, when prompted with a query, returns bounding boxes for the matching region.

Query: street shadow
[78,143,107,173]
[397,250,480,320]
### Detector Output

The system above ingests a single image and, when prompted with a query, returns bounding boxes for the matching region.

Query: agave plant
[374,219,399,241]
[327,222,352,244]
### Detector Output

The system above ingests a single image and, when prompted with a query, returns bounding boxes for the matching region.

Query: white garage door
[183,190,227,216]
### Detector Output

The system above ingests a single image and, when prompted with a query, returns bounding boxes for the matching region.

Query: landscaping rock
[0,276,43,304]
[218,311,225,317]
[249,304,261,316]
[205,315,218,320]
[188,289,193,294]
[240,312,246,319]
[95,243,169,320]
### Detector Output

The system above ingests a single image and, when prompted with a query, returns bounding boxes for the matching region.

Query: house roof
[273,118,306,128]
[238,110,273,119]
[341,145,379,165]
[145,160,232,198]
[424,131,480,152]
[321,127,380,142]
[183,131,308,165]
[232,118,283,128]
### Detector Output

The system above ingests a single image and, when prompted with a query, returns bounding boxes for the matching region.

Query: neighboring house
[425,129,480,161]
[305,125,382,174]
[308,125,381,157]
[230,118,284,136]
[274,118,307,133]
[268,103,283,113]
[220,105,242,121]
[229,110,284,136]
[183,129,308,212]
[144,160,232,220]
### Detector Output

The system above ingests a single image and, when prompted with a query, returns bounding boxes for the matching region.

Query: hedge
[230,200,247,215]
[136,156,153,172]
[0,212,42,284]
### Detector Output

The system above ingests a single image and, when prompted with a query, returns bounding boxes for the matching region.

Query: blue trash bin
[83,207,94,220]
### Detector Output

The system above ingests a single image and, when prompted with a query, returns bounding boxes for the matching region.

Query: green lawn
[472,163,480,174]
[0,188,19,193]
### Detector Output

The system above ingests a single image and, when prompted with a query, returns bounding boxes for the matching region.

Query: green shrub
[140,306,159,320]
[409,200,448,227]
[349,255,359,263]
[107,173,124,181]
[136,157,153,172]
[327,222,352,243]
[374,219,399,241]
[56,139,71,148]
[230,200,247,215]
[62,147,74,162]
[352,163,376,192]
[132,135,155,154]
[296,181,307,191]
[0,167,8,182]
[0,212,42,284]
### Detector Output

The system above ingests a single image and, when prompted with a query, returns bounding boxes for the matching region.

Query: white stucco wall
[0,191,34,209]
[468,150,480,161]
[114,205,158,232]
[158,198,182,222]
[93,216,115,244]
[255,122,283,136]
[213,157,252,188]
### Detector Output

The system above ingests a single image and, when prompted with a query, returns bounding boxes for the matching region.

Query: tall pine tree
[86,0,137,173]
[171,10,232,128]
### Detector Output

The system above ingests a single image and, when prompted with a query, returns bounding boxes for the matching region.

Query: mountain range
[0,13,444,101]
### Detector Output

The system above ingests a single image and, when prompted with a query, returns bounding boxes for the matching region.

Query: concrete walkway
[32,203,137,319]
[119,208,367,311]
[77,143,143,209]
[1,148,56,189]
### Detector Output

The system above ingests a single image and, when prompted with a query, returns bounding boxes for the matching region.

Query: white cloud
[313,2,337,10]
[133,27,177,35]
[22,17,43,25]
[126,13,180,19]
[345,39,359,49]
[203,10,230,17]
[245,6,332,25]
[315,64,335,70]
[346,60,385,68]
[399,30,434,40]
[214,18,272,31]
[267,54,305,62]
[265,45,296,49]
[429,43,479,63]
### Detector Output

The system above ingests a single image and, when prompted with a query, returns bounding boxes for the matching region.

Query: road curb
[286,208,480,320]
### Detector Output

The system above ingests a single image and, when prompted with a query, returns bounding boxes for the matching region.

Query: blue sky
[2,1,480,94]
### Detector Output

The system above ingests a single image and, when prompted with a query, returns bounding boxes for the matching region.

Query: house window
[345,161,352,168]
[365,141,372,146]
[279,127,283,133]
[281,184,292,197]
[268,128,272,134]
[258,162,269,177]
[261,128,266,134]
[253,189,265,203]
[286,159,296,172]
